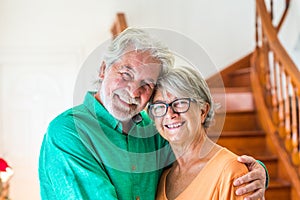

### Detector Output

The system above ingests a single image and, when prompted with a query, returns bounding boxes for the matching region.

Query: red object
[0,158,9,172]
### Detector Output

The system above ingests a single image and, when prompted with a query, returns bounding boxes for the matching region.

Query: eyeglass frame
[148,98,196,118]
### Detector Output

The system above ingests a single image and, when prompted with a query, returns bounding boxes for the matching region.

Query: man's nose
[128,81,142,97]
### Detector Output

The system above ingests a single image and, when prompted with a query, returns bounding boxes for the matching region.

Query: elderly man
[39,28,267,200]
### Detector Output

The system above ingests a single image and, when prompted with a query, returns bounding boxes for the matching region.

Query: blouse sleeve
[219,159,250,200]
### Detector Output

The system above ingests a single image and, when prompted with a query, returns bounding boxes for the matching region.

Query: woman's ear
[200,103,210,124]
[99,61,106,79]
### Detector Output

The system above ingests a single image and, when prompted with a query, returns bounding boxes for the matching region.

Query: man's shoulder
[46,104,88,137]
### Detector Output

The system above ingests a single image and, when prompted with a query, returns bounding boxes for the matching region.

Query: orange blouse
[156,148,249,200]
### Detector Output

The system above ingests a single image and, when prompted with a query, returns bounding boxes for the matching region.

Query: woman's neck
[171,135,220,169]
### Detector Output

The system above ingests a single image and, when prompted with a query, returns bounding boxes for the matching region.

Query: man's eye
[142,84,151,91]
[142,83,155,91]
[121,72,132,81]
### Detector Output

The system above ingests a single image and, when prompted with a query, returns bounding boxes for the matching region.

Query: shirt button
[132,165,136,171]
[136,196,140,200]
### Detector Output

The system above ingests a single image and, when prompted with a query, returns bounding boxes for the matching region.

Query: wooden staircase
[207,54,292,199]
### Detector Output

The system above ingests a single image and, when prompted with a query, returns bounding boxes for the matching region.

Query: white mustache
[115,90,140,105]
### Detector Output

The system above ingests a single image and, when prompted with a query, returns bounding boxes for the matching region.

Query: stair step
[215,132,266,155]
[214,111,260,131]
[211,87,255,112]
[266,178,291,200]
[211,87,254,112]
[228,67,251,87]
[221,67,251,87]
[225,88,254,112]
[229,67,251,76]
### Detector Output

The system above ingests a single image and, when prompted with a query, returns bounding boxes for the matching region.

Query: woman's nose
[165,106,178,118]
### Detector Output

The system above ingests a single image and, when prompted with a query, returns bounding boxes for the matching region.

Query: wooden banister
[110,13,128,38]
[276,0,291,31]
[252,0,300,198]
[256,0,300,88]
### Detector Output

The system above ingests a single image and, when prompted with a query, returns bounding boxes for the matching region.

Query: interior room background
[0,0,299,199]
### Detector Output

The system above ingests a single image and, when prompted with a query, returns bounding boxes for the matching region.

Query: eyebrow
[121,65,134,72]
[144,78,156,85]
[152,100,166,104]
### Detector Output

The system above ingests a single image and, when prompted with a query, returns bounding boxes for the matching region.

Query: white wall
[0,0,256,67]
[0,49,80,199]
[0,0,284,199]
[278,0,300,67]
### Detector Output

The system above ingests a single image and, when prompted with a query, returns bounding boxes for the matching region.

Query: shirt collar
[83,91,119,130]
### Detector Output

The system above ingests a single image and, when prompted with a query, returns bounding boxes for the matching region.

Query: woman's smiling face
[152,90,204,145]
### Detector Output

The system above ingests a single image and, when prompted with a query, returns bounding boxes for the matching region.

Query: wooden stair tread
[214,111,261,131]
[250,151,277,160]
[212,87,255,113]
[266,181,291,200]
[224,87,252,92]
[228,67,251,76]
[266,178,291,200]
[268,178,291,188]
[221,110,256,114]
[216,130,265,137]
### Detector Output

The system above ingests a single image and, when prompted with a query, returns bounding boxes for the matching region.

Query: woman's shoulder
[217,148,249,175]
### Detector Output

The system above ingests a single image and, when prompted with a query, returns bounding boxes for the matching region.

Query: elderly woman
[148,66,258,200]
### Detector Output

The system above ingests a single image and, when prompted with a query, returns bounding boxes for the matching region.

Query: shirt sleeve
[38,116,119,200]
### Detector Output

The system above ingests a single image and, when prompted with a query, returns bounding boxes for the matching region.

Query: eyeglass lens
[150,98,191,117]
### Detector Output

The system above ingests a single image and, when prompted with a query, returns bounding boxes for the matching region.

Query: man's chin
[111,109,138,122]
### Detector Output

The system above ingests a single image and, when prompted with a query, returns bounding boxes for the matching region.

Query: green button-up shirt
[39,92,175,200]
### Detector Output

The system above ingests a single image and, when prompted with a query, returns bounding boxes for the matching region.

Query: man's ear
[99,61,106,79]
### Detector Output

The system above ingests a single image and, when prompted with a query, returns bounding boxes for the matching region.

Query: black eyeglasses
[148,98,195,118]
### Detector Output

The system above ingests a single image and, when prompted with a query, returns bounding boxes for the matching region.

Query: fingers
[236,156,266,184]
[235,179,265,200]
[241,189,265,200]
[233,169,264,187]
[237,155,256,164]
[234,156,266,200]
[235,178,262,194]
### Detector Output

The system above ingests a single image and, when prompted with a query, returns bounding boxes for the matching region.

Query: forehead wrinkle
[120,65,134,71]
